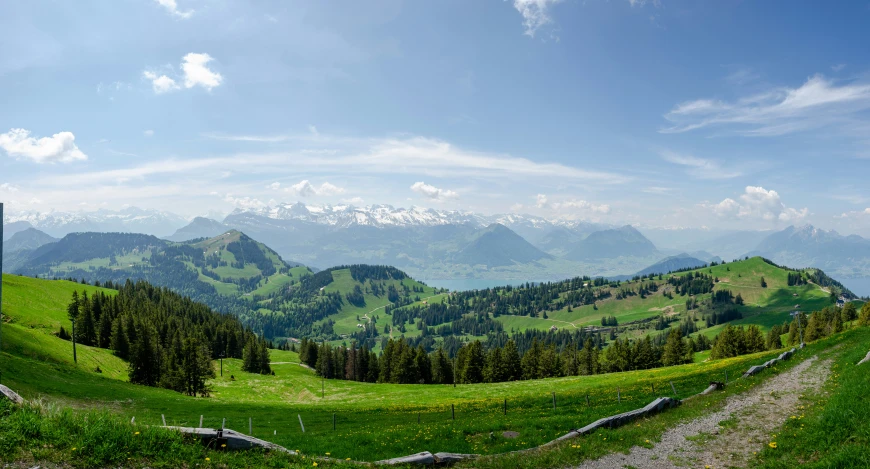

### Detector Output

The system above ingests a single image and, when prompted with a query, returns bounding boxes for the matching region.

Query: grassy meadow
[0,273,833,462]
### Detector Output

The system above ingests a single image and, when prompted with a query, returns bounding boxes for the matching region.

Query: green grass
[317,268,439,337]
[750,330,870,468]
[1,273,867,466]
[0,399,346,468]
[457,326,870,469]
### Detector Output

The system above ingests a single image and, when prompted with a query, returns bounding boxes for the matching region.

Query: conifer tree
[67,291,80,364]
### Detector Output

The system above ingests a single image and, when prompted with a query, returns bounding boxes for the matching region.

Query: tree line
[63,279,272,396]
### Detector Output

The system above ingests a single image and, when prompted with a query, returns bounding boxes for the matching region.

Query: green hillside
[5,273,861,464]
[384,257,839,349]
[15,230,309,312]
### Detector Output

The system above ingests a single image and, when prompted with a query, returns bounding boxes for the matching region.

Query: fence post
[162,414,166,426]
[199,415,203,428]
[222,418,226,430]
[504,398,507,416]
[131,417,135,425]
[725,370,728,384]
[452,404,455,420]
[617,387,621,403]
[418,412,420,424]
[333,413,336,431]
[249,417,252,435]
[552,392,556,410]
[651,383,655,394]
[586,394,590,406]
[670,381,677,397]
[298,414,305,433]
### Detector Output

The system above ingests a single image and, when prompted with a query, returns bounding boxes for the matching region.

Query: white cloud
[832,64,846,72]
[288,180,346,197]
[143,71,180,94]
[143,53,221,95]
[154,0,193,19]
[268,182,281,190]
[342,197,365,205]
[642,186,672,194]
[835,208,870,219]
[223,194,266,210]
[143,130,155,137]
[0,128,87,163]
[512,0,560,37]
[707,186,808,223]
[411,182,458,200]
[662,74,870,136]
[557,199,611,214]
[660,150,741,179]
[1,183,19,192]
[181,53,223,91]
[535,194,610,213]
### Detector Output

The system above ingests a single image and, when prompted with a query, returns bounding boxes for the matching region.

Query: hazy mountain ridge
[4,207,188,238]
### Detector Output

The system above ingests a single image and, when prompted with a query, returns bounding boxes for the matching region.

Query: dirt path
[575,355,832,469]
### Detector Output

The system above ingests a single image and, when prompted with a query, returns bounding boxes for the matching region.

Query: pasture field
[0,274,837,462]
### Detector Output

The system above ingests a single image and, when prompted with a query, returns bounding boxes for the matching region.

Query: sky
[1,0,869,234]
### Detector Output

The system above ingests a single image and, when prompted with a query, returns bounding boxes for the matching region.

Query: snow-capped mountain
[227,202,609,232]
[3,207,188,238]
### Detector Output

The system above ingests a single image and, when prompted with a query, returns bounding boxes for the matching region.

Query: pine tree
[766,326,783,350]
[128,322,160,386]
[745,325,766,353]
[67,291,80,364]
[661,328,689,366]
[860,303,870,327]
[501,340,522,381]
[110,317,130,360]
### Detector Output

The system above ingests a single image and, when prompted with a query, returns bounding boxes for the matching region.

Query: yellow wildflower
[134,432,140,435]
[205,457,211,461]
[769,442,777,449]
[72,448,77,451]
[313,463,318,467]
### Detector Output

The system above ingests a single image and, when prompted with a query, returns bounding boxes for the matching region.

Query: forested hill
[14,230,310,318]
[353,256,855,357]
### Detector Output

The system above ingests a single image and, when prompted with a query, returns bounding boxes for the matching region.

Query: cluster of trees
[709,324,767,359]
[600,315,619,327]
[305,324,715,385]
[786,272,807,286]
[64,280,271,396]
[667,272,715,296]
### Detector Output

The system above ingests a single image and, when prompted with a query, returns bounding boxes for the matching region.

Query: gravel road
[574,355,831,469]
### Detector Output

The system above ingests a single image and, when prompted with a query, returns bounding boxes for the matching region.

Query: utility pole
[219,352,224,377]
[791,311,804,347]
[0,202,3,357]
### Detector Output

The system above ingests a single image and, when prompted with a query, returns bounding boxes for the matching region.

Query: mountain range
[4,203,870,290]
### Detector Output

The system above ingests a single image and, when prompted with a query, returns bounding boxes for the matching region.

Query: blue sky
[1,0,869,233]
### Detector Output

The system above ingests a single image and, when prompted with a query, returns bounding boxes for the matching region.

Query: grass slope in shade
[0,400,345,469]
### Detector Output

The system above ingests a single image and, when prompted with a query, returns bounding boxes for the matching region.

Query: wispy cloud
[199,132,630,183]
[660,150,741,179]
[534,194,610,214]
[154,0,193,19]
[661,74,870,136]
[512,0,561,38]
[832,63,846,72]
